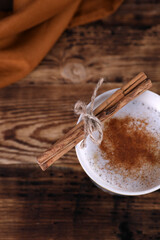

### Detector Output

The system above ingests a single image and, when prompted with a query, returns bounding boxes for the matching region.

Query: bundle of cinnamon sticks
[37,72,152,171]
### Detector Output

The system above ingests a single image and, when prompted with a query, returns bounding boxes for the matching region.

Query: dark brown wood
[0,164,159,240]
[0,82,159,166]
[0,0,12,11]
[18,1,160,86]
[0,0,159,239]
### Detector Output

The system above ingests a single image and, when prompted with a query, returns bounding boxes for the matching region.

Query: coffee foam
[79,100,160,192]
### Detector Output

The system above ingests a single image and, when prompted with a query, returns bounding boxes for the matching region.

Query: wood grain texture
[15,0,160,86]
[0,0,160,239]
[0,83,120,165]
[0,83,159,166]
[0,164,159,240]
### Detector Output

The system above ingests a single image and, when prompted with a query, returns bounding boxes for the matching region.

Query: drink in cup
[76,89,160,196]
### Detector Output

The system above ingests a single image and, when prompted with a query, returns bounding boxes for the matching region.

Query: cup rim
[75,89,160,196]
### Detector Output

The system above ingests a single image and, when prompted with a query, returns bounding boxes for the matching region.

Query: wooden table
[0,0,160,239]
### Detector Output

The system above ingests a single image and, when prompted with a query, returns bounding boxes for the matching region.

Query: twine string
[74,78,104,148]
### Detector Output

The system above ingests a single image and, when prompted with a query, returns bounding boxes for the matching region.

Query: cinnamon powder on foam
[100,116,160,175]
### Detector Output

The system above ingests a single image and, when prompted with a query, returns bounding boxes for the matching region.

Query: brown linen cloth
[0,0,123,88]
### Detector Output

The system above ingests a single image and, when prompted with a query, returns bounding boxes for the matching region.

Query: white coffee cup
[75,89,160,196]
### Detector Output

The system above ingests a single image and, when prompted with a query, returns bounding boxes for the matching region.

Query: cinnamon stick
[37,73,151,171]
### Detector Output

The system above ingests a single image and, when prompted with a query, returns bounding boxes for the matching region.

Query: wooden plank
[18,22,160,86]
[12,0,160,87]
[0,83,159,165]
[0,164,159,240]
[103,0,160,26]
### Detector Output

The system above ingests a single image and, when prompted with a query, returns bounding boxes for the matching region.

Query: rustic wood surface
[0,0,160,239]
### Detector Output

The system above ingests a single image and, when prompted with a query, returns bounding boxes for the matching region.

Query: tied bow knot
[74,79,104,148]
